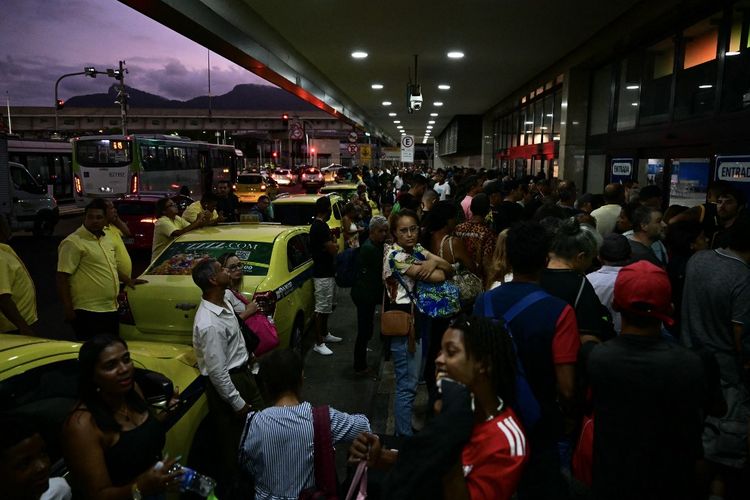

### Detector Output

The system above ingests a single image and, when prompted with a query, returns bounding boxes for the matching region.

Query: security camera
[407,83,423,112]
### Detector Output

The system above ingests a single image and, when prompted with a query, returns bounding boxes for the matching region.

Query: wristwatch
[131,482,142,500]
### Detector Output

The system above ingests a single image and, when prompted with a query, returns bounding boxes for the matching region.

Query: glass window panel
[640,38,675,124]
[675,15,720,119]
[589,64,612,135]
[553,91,562,135]
[534,100,543,136]
[682,18,719,69]
[616,54,643,131]
[722,2,750,111]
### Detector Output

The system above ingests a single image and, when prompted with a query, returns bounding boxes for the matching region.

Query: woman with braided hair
[349,315,527,499]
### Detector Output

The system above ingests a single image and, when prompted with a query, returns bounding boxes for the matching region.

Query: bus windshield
[75,139,131,167]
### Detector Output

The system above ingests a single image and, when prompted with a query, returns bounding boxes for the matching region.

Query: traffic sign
[348,144,359,154]
[360,144,372,161]
[400,135,415,163]
[348,131,358,143]
[290,123,304,140]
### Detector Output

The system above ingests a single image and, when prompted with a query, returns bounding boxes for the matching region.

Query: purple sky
[0,0,272,106]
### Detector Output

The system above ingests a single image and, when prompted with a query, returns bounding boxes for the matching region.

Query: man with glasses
[151,197,207,262]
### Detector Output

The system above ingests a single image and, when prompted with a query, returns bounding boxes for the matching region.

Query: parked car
[321,164,343,183]
[271,168,295,186]
[271,193,345,251]
[319,183,381,217]
[0,334,209,477]
[112,194,164,251]
[119,224,315,351]
[235,172,267,203]
[299,167,325,192]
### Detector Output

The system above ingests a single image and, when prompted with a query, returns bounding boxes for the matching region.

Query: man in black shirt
[309,196,342,355]
[215,180,239,222]
[586,261,721,500]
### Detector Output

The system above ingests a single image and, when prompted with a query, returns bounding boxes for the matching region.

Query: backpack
[482,290,547,430]
[335,247,360,288]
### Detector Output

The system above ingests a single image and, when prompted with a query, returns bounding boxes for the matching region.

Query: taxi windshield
[147,240,273,276]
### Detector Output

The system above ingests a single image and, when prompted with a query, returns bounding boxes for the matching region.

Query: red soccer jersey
[461,407,528,500]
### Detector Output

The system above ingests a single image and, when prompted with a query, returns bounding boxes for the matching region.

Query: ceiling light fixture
[626,85,640,90]
[438,84,451,90]
[371,83,384,89]
[698,84,713,89]
[428,120,435,124]
[388,112,397,117]
[726,51,741,56]
[524,121,533,125]
[427,125,433,129]
[393,120,401,123]
[397,125,403,129]
[382,101,392,106]
[433,101,444,106]
[631,102,638,106]
[430,113,438,117]
[351,51,368,59]
[447,51,464,59]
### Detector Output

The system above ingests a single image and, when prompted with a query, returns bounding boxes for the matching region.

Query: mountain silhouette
[64,84,319,111]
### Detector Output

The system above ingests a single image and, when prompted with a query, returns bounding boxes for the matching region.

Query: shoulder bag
[299,405,339,499]
[380,278,414,339]
[440,235,483,303]
[232,291,280,356]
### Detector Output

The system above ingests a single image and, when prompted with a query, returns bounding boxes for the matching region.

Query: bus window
[75,139,131,166]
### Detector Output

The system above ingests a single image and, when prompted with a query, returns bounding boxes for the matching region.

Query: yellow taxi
[119,223,314,351]
[235,172,267,204]
[319,183,381,217]
[0,334,208,474]
[270,193,345,251]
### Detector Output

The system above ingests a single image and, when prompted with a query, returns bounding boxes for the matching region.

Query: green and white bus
[71,134,242,206]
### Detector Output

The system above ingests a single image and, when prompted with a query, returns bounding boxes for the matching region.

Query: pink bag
[232,291,280,356]
[245,313,279,356]
[345,461,367,500]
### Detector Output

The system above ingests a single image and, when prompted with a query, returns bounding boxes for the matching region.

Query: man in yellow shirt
[103,199,133,279]
[152,197,207,261]
[56,199,145,340]
[182,192,222,225]
[0,217,37,335]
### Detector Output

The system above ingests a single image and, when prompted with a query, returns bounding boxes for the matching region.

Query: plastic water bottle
[168,463,217,497]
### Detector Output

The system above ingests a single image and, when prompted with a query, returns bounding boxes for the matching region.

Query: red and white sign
[348,131,358,143]
[347,144,359,154]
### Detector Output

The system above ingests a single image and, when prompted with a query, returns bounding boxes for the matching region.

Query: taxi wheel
[289,315,304,353]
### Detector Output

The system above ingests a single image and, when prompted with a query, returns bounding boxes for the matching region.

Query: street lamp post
[54,65,124,138]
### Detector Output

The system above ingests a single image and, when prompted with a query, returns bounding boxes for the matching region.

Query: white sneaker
[324,333,342,343]
[313,343,333,355]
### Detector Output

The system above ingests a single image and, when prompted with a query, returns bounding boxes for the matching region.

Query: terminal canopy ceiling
[121,0,641,143]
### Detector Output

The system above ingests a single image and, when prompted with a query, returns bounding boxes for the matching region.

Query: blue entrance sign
[610,158,633,184]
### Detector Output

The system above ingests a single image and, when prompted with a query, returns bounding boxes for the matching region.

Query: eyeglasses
[397,225,419,235]
[224,263,243,271]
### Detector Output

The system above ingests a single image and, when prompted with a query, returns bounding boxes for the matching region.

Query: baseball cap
[612,260,674,326]
[599,233,631,263]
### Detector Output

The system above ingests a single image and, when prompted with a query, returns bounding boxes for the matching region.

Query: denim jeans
[390,335,422,436]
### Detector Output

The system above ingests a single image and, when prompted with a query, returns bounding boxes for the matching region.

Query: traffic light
[272,151,278,158]
[55,98,65,110]
[282,113,289,127]
[310,147,316,154]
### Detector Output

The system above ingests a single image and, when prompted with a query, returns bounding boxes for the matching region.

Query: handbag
[299,405,338,500]
[344,461,367,500]
[380,280,414,338]
[236,313,260,354]
[233,291,280,356]
[440,235,483,303]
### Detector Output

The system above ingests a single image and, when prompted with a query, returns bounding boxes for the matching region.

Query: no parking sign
[400,135,414,163]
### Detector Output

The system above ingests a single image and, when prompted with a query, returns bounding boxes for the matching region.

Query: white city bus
[71,134,241,206]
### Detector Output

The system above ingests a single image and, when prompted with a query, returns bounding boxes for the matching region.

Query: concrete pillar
[558,67,591,189]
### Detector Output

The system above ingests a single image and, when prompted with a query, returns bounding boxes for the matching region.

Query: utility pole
[116,60,128,135]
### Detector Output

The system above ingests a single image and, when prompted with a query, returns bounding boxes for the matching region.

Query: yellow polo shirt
[182,201,219,224]
[152,215,190,261]
[57,226,120,313]
[104,225,132,278]
[0,243,37,332]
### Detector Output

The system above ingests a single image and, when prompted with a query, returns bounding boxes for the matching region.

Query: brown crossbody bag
[380,275,417,352]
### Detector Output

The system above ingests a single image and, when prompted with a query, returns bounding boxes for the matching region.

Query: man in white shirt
[591,183,626,236]
[433,169,451,200]
[587,233,632,333]
[191,258,264,497]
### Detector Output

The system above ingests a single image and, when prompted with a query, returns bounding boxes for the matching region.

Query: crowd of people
[1,164,750,500]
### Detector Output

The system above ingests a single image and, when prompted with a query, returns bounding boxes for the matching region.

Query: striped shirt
[239,402,371,500]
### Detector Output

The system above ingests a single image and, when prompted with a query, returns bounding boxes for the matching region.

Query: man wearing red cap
[585,260,720,500]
